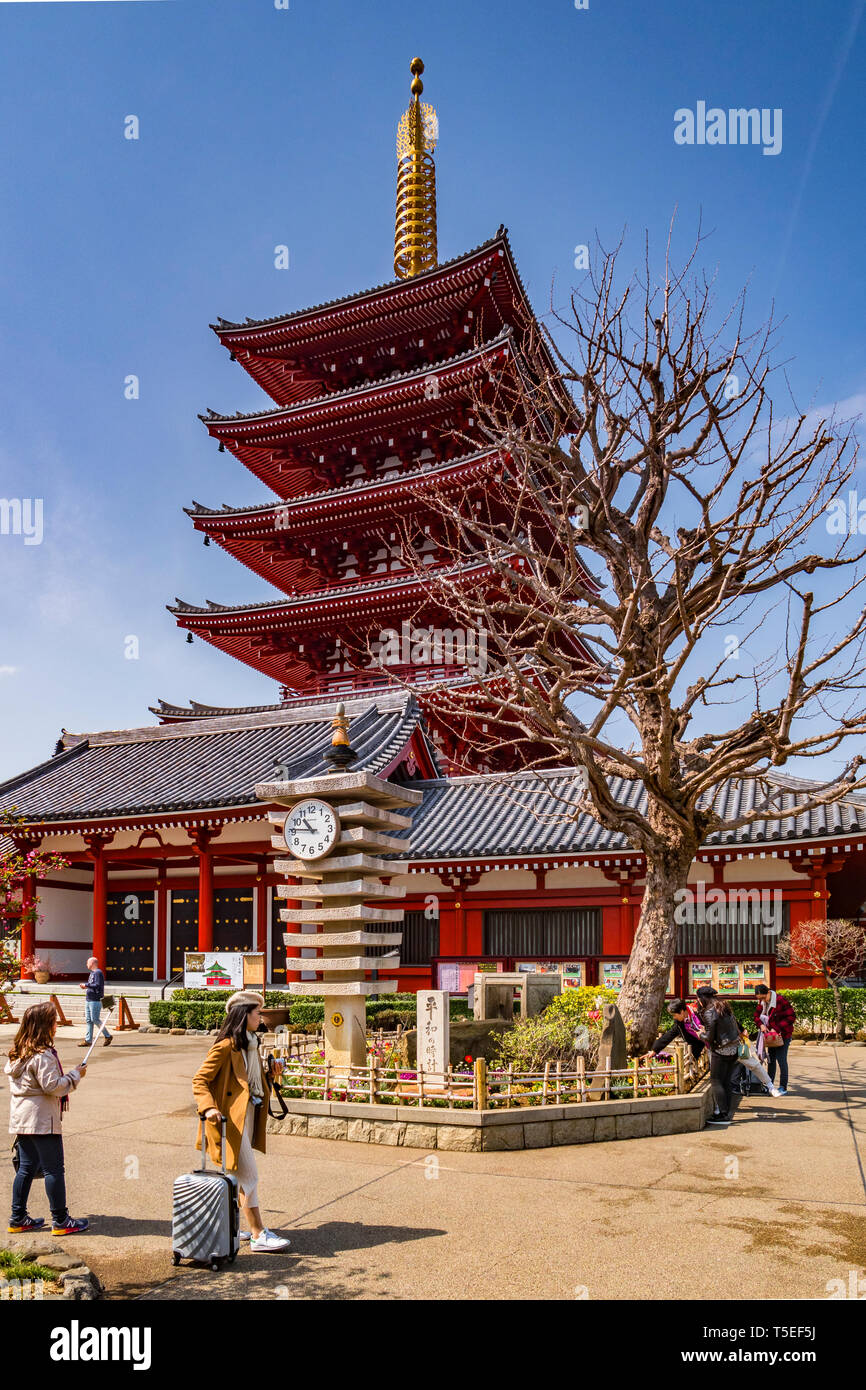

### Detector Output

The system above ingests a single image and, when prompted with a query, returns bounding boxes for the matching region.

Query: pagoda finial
[394,56,438,281]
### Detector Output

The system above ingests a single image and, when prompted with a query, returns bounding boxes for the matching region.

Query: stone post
[416,989,449,1081]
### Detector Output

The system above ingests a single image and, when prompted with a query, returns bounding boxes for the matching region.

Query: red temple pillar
[94,860,108,966]
[87,840,109,968]
[20,874,37,978]
[283,875,302,982]
[198,848,214,952]
[454,896,467,954]
[155,864,168,980]
[191,829,217,951]
[255,860,268,954]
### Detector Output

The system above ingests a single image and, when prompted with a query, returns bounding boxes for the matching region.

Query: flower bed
[275,1044,705,1111]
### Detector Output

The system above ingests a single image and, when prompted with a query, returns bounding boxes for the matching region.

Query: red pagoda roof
[185,447,502,593]
[210,228,543,407]
[200,334,512,498]
[169,560,599,692]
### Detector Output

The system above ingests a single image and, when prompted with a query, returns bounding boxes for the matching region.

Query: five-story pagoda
[169,60,597,770]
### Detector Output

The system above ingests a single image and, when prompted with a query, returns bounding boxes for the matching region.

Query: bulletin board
[687,959,771,996]
[598,960,675,995]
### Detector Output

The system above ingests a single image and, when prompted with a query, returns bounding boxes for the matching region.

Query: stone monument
[473,972,524,1021]
[587,1000,629,1098]
[522,972,562,1017]
[255,705,421,1068]
[416,989,449,1081]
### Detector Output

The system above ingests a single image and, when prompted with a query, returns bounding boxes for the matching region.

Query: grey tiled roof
[0,697,426,824]
[391,768,866,861]
[149,698,292,719]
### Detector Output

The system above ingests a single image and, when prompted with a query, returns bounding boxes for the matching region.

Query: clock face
[283,799,339,861]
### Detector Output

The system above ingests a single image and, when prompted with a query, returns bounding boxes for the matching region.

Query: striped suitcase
[172,1116,240,1271]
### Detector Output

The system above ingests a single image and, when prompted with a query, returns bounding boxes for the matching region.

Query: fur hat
[225,990,265,1012]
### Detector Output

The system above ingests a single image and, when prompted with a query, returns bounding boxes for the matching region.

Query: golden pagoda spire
[394,57,439,280]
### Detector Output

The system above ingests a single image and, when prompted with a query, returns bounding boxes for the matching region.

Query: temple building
[3,61,864,998]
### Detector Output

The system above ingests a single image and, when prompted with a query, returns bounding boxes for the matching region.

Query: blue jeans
[766,1037,790,1089]
[85,998,110,1043]
[11,1135,68,1226]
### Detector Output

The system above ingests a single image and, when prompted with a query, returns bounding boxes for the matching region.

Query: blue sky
[0,0,864,782]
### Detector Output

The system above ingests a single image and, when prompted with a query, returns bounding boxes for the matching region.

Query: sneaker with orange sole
[52,1216,89,1236]
[7,1216,46,1234]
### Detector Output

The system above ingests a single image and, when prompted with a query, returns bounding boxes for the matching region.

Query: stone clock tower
[255,706,421,1067]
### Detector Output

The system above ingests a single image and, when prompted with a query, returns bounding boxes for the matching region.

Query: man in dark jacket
[754,984,795,1094]
[646,999,705,1060]
[78,956,112,1048]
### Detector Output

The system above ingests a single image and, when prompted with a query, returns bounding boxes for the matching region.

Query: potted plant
[21,954,51,984]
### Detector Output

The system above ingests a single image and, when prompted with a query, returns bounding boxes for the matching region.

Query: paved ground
[1,1024,864,1300]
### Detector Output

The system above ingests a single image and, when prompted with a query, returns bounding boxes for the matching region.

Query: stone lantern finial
[324,702,358,772]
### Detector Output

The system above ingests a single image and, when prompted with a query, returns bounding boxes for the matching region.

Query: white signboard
[417,989,449,1081]
[183,952,265,991]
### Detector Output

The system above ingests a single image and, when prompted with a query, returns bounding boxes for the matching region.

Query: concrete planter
[268,1080,714,1151]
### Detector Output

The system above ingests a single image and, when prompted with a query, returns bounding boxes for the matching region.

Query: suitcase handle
[199,1113,227,1174]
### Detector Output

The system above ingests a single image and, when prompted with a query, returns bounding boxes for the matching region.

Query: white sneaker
[239,1230,251,1241]
[250,1229,291,1253]
[769,1088,782,1098]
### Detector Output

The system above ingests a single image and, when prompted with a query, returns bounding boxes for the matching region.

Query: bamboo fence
[268,1041,709,1111]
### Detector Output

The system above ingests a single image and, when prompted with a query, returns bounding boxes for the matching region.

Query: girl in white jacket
[6,1001,89,1235]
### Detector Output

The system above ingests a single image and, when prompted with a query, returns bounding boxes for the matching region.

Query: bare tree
[378,230,866,1051]
[777,917,866,1039]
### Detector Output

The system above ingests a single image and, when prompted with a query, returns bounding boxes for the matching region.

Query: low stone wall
[268,1082,713,1151]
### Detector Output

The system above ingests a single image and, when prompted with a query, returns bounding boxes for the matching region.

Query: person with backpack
[754,983,796,1095]
[191,990,289,1254]
[696,986,741,1126]
[5,1001,89,1236]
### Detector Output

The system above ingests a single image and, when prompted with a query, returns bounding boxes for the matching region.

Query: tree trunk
[828,974,846,1041]
[617,844,696,1053]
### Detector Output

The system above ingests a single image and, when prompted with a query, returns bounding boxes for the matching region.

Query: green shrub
[366,1009,415,1030]
[493,1012,600,1071]
[289,1002,324,1026]
[166,988,294,1008]
[544,986,620,1027]
[150,984,866,1036]
[0,1249,59,1284]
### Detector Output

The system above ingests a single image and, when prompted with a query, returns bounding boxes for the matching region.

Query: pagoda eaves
[210,229,548,408]
[200,333,513,499]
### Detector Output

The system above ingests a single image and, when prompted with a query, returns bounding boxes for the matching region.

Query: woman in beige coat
[192,991,289,1254]
[6,1001,89,1236]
